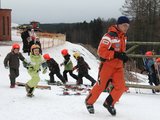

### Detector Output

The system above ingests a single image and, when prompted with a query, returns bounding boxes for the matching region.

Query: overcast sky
[1,0,125,24]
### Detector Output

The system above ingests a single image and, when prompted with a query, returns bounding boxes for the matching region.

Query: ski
[16,82,51,90]
[57,91,86,96]
[57,84,91,96]
[62,84,91,92]
[43,79,64,86]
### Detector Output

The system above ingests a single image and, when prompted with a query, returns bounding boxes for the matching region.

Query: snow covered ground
[0,30,160,120]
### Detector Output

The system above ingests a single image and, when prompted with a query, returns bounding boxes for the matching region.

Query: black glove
[23,61,31,69]
[114,52,129,63]
[42,62,48,68]
[99,57,106,62]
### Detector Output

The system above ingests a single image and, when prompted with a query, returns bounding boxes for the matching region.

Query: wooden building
[0,9,12,41]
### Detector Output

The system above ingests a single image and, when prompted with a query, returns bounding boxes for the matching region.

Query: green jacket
[64,60,73,71]
[28,53,43,72]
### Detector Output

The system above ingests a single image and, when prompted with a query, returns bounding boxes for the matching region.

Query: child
[25,44,46,97]
[144,51,159,93]
[4,43,26,88]
[60,49,78,83]
[73,52,96,86]
[28,29,42,55]
[43,53,66,84]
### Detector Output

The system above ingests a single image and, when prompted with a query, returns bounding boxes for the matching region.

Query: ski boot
[25,84,30,93]
[103,102,116,116]
[26,93,34,97]
[57,81,64,86]
[85,101,95,114]
[25,84,34,98]
[48,81,57,85]
[91,81,96,86]
[10,84,15,88]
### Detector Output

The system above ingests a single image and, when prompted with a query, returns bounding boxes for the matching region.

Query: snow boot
[57,81,64,86]
[152,89,156,94]
[91,81,96,86]
[26,93,34,97]
[103,102,116,116]
[10,84,15,88]
[25,84,30,93]
[85,101,94,114]
[25,84,34,97]
[10,78,15,88]
[48,81,57,85]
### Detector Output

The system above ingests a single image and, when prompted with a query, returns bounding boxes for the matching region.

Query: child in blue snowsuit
[144,57,159,93]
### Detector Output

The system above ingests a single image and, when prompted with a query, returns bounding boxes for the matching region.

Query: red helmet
[145,51,153,57]
[12,43,20,49]
[61,49,68,56]
[43,54,51,60]
[156,58,160,63]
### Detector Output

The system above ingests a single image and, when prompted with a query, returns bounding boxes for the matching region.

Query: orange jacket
[97,25,127,67]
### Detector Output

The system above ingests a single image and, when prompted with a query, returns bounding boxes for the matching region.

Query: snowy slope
[0,32,160,120]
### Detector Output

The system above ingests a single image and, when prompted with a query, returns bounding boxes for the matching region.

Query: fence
[39,34,66,49]
[17,30,66,49]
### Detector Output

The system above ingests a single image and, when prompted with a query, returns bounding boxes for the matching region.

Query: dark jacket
[46,58,60,73]
[21,30,30,52]
[64,54,70,65]
[75,56,90,74]
[4,51,25,69]
[21,30,30,42]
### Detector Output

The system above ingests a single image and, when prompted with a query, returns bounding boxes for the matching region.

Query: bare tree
[121,0,160,43]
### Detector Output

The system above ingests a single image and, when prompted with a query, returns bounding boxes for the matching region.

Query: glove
[42,67,47,74]
[23,61,31,69]
[5,66,9,69]
[99,57,106,62]
[42,62,48,68]
[114,52,129,63]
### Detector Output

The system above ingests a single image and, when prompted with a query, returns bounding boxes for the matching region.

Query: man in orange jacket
[85,16,130,116]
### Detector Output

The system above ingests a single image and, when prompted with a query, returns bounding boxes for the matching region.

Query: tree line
[39,18,116,48]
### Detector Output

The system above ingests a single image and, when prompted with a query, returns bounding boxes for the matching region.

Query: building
[0,9,12,41]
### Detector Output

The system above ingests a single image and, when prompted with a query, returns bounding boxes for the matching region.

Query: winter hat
[73,52,80,59]
[12,43,20,49]
[156,58,160,63]
[30,44,40,54]
[43,54,51,60]
[117,16,130,25]
[145,51,153,57]
[61,49,68,56]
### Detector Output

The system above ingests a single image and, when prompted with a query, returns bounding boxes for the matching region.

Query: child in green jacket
[60,49,78,83]
[25,44,46,97]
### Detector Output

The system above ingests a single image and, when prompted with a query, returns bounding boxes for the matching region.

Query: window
[2,16,5,35]
[7,16,9,35]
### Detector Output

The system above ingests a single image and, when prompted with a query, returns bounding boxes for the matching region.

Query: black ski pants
[77,73,96,86]
[9,68,19,85]
[63,70,78,82]
[49,71,66,83]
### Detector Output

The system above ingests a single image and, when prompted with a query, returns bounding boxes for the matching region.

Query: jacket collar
[108,25,125,37]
